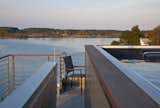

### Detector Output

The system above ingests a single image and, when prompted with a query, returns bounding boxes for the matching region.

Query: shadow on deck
[57,85,84,108]
[57,80,84,108]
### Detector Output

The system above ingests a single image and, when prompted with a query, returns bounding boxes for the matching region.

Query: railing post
[54,48,56,62]
[85,51,87,90]
[6,57,9,96]
[48,56,50,61]
[12,56,15,91]
[60,56,65,81]
[59,56,65,93]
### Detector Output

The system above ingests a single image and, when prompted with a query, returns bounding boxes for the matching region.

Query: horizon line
[0,26,156,31]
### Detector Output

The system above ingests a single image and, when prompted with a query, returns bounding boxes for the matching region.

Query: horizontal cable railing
[0,54,65,102]
[0,52,86,102]
[0,62,57,108]
[0,55,10,101]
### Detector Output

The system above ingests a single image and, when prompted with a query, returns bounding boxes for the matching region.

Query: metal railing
[0,53,65,102]
[0,55,11,101]
[0,51,86,101]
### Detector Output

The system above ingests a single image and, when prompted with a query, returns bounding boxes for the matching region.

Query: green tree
[120,25,144,45]
[148,25,160,45]
[111,40,120,45]
[131,25,145,38]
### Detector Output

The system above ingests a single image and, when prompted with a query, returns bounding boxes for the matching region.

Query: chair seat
[67,73,86,78]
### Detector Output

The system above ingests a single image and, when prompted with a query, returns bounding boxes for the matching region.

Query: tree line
[148,26,160,45]
[111,25,160,45]
[0,27,121,38]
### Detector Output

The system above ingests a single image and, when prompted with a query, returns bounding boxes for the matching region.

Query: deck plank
[57,87,84,108]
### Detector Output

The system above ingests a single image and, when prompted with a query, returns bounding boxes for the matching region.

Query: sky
[0,0,160,30]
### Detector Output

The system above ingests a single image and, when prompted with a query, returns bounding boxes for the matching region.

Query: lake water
[123,61,160,90]
[0,38,160,97]
[0,38,118,54]
[0,38,118,91]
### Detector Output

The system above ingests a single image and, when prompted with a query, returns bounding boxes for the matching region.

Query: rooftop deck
[57,87,84,108]
[0,45,160,108]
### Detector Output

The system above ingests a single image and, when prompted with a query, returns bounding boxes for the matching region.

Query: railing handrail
[0,55,11,60]
[12,53,64,57]
[0,53,65,101]
[0,54,64,59]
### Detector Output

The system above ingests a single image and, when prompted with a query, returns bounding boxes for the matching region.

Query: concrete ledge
[0,62,57,108]
[85,45,160,108]
[101,45,160,49]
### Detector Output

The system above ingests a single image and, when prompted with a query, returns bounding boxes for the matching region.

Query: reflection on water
[122,60,160,89]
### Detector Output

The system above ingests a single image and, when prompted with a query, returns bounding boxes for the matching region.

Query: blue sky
[0,0,160,30]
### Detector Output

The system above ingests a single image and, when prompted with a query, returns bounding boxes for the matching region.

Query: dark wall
[104,48,160,60]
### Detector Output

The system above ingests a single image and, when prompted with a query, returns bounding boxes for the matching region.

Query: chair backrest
[63,56,74,73]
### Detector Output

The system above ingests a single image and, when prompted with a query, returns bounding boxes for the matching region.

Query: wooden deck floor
[57,87,85,108]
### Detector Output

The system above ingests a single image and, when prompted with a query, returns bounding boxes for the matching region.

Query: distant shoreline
[0,35,120,39]
[0,27,121,39]
[0,37,119,39]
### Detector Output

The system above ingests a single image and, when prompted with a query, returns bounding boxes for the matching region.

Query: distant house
[140,38,150,46]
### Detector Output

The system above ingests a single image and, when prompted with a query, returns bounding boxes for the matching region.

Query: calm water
[123,62,160,90]
[0,38,118,89]
[0,38,160,93]
[0,38,118,54]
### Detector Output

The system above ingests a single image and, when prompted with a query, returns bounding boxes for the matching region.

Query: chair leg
[71,77,73,88]
[71,71,74,88]
[80,70,82,94]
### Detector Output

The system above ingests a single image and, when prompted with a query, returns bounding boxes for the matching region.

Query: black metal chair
[63,56,85,91]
